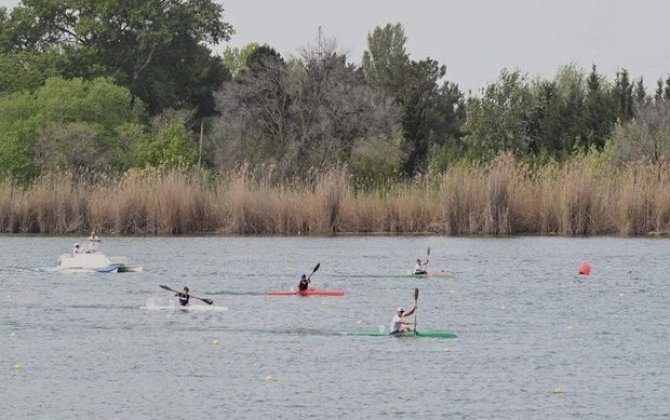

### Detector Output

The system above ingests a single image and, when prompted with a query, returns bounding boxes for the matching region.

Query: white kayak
[142,299,227,312]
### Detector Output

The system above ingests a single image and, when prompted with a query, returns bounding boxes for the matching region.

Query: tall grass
[1,155,670,235]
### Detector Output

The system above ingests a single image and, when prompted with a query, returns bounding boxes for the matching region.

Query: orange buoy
[578,262,591,276]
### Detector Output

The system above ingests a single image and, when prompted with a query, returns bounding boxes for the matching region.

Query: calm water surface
[1,236,669,419]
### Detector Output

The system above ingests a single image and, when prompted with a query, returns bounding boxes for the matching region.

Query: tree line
[2,2,670,186]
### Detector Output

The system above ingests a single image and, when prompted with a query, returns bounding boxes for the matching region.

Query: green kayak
[346,329,457,339]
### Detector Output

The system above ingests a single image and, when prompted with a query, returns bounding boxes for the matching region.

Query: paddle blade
[159,284,176,293]
[311,262,320,275]
[202,298,214,305]
[414,287,419,302]
[426,247,431,258]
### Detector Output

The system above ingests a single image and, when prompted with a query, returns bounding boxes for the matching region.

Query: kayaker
[298,274,310,291]
[414,258,428,275]
[88,231,100,253]
[175,286,190,306]
[390,306,417,333]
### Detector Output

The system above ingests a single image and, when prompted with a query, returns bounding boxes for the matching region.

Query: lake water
[1,236,669,419]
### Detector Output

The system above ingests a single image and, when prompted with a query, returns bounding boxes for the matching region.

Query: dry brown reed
[1,154,670,235]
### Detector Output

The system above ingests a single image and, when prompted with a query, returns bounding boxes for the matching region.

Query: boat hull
[265,289,345,297]
[57,253,142,273]
[410,271,450,278]
[141,304,228,312]
[346,329,457,339]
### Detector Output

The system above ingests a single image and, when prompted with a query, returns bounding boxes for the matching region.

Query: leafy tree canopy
[2,0,234,115]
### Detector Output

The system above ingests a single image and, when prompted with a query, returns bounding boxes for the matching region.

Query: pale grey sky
[3,0,670,93]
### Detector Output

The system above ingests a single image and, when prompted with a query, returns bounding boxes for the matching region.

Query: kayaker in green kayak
[390,305,417,333]
[414,258,428,275]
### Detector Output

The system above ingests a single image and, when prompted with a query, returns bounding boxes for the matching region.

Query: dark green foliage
[582,65,615,149]
[362,23,464,174]
[2,0,233,115]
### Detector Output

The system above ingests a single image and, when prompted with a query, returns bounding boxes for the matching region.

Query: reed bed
[1,155,670,235]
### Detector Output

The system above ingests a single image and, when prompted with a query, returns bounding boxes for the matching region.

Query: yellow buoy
[356,320,363,325]
[501,305,507,310]
[9,331,16,338]
[553,385,563,394]
[567,325,574,331]
[443,347,451,352]
[165,314,172,319]
[212,339,220,346]
[320,301,328,305]
[264,375,274,382]
[12,363,23,372]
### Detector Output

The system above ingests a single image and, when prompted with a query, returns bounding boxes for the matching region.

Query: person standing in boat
[175,287,190,306]
[87,231,100,253]
[414,258,428,275]
[390,306,417,334]
[297,274,310,291]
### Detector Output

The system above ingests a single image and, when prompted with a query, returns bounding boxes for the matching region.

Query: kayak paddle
[426,247,430,268]
[159,284,213,305]
[307,262,320,285]
[414,287,419,335]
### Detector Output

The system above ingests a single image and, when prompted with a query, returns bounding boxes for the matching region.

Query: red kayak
[265,289,344,297]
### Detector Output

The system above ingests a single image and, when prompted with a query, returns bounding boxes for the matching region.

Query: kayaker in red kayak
[298,274,310,291]
[390,305,417,333]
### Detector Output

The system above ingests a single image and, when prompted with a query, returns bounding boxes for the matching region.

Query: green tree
[362,23,464,174]
[582,65,615,150]
[529,65,587,156]
[0,77,145,182]
[463,69,535,159]
[401,58,464,173]
[0,50,60,94]
[132,109,198,168]
[362,23,409,97]
[613,68,634,121]
[3,0,234,115]
[222,43,261,78]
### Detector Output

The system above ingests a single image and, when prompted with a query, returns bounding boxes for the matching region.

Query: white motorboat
[57,252,143,273]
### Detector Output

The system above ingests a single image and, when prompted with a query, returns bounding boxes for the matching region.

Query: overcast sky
[2,0,670,93]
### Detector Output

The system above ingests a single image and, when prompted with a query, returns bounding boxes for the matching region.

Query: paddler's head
[183,287,189,293]
[301,274,307,280]
[416,258,421,263]
[396,307,405,314]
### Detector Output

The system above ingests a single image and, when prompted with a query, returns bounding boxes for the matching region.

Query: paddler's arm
[403,306,417,317]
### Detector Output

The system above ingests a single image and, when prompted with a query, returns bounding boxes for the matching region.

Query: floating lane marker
[264,375,275,382]
[9,331,16,339]
[12,363,23,372]
[212,339,220,346]
[356,320,364,326]
[553,385,563,394]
